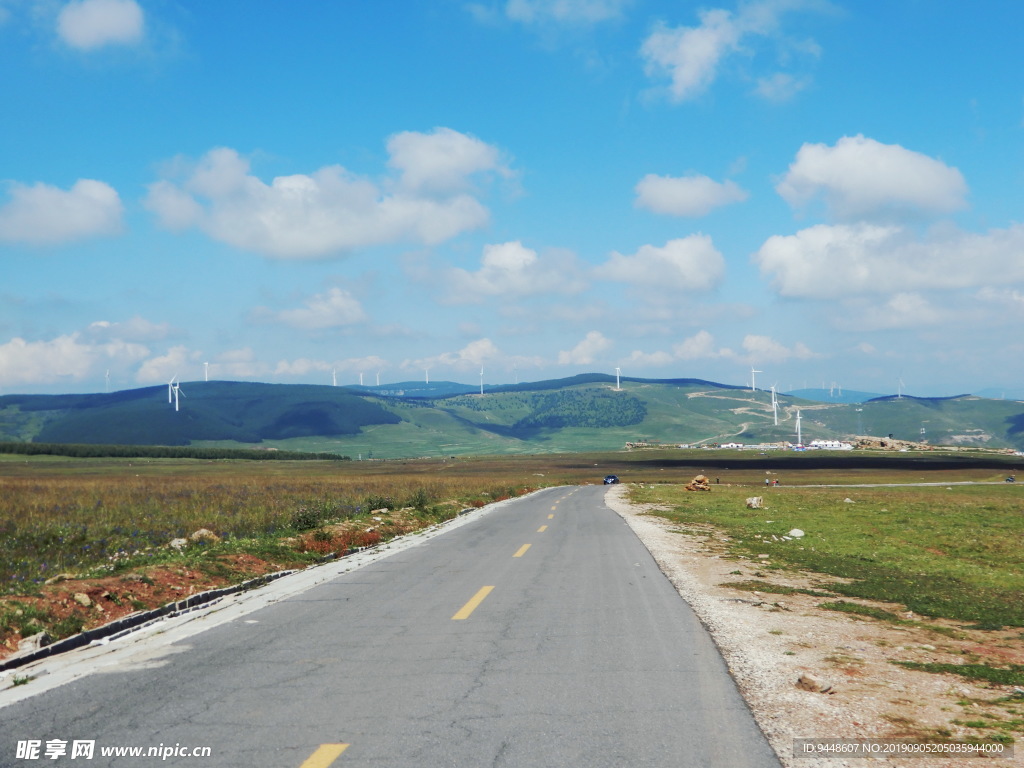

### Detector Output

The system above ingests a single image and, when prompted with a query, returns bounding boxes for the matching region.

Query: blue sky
[2,0,1022,397]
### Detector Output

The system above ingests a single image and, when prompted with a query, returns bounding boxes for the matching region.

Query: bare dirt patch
[605,484,1021,768]
[0,556,284,658]
[0,506,443,661]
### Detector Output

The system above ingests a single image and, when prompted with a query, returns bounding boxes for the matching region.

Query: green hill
[2,377,1023,458]
[0,382,398,446]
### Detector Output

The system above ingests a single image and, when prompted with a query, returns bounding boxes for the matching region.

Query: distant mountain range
[3,375,1024,458]
[784,388,886,404]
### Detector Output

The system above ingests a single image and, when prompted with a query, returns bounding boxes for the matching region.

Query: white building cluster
[712,439,854,451]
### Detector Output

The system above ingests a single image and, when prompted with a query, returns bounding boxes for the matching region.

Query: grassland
[629,476,1024,627]
[2,450,1022,656]
[0,454,542,593]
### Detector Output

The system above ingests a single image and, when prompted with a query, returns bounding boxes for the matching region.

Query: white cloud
[454,338,501,367]
[754,72,809,102]
[776,135,967,220]
[627,330,813,369]
[387,127,510,193]
[834,293,944,331]
[162,347,266,383]
[673,329,727,360]
[976,286,1024,311]
[343,355,389,376]
[83,317,175,342]
[274,358,331,377]
[558,330,611,365]
[0,179,123,245]
[135,345,197,384]
[274,356,391,382]
[408,338,502,373]
[634,173,748,217]
[640,10,741,102]
[57,0,144,50]
[144,181,203,230]
[624,349,674,366]
[0,333,148,387]
[640,0,822,102]
[739,334,815,364]
[596,235,725,291]
[146,131,508,258]
[445,241,586,302]
[503,0,630,24]
[263,288,367,330]
[754,222,1024,299]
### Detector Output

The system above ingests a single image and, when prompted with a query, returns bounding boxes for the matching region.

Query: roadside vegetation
[0,457,551,595]
[2,450,1021,657]
[629,479,1024,627]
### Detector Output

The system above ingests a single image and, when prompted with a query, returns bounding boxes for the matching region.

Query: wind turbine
[169,377,185,412]
[105,369,110,393]
[750,367,762,392]
[204,362,209,382]
[770,385,779,426]
[359,372,364,387]
[795,409,803,446]
[615,367,621,391]
[376,370,381,387]
[479,367,484,396]
[168,376,175,404]
[897,377,905,399]
[332,369,337,387]
[425,368,430,385]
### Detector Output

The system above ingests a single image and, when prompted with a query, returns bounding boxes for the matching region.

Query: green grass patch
[721,579,836,597]
[892,662,1024,686]
[722,579,799,595]
[630,480,1024,627]
[819,600,905,623]
[0,602,52,638]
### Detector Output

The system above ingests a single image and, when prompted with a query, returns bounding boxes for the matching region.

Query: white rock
[18,631,52,652]
[797,673,834,694]
[788,528,805,538]
[187,528,220,544]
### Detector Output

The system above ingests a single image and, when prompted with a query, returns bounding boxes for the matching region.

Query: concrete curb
[0,569,298,673]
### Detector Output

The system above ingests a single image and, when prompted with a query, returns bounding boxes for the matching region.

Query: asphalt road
[1,486,780,768]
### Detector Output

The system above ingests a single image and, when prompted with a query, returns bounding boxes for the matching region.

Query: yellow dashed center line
[299,743,349,768]
[547,513,554,519]
[513,543,531,558]
[452,586,494,620]
[537,525,547,533]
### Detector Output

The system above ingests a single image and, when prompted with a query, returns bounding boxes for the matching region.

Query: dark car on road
[603,474,619,484]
